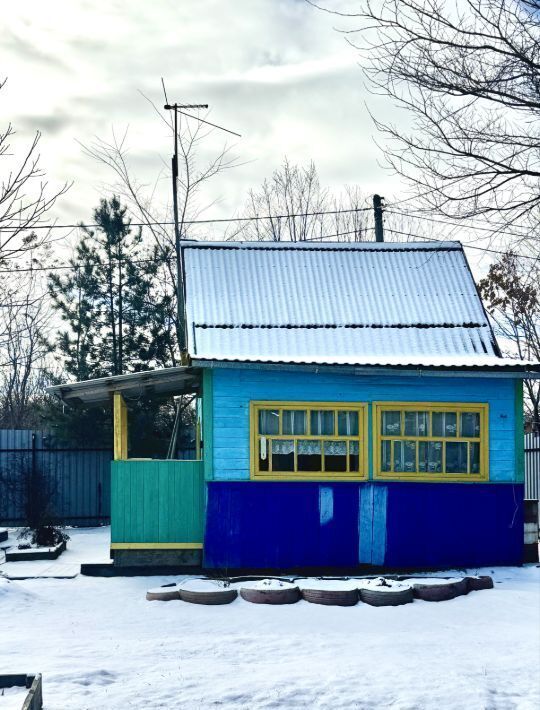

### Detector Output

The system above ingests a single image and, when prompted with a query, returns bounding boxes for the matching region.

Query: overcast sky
[1,0,407,235]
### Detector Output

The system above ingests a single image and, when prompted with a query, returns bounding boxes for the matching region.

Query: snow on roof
[183,240,511,369]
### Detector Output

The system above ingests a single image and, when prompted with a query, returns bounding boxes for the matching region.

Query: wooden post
[113,392,128,460]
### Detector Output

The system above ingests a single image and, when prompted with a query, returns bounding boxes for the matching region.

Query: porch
[48,366,207,567]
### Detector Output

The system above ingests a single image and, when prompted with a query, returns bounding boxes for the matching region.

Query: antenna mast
[164,103,207,362]
[163,101,241,363]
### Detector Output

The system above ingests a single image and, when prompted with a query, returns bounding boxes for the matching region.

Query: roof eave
[46,366,202,407]
[192,358,540,379]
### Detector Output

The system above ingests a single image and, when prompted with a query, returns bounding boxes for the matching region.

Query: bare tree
[0,78,69,266]
[479,252,540,428]
[0,76,68,409]
[228,158,369,242]
[81,101,240,352]
[317,1,540,237]
[0,267,52,428]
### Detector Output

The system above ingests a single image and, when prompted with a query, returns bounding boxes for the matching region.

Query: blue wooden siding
[204,481,524,569]
[210,367,517,482]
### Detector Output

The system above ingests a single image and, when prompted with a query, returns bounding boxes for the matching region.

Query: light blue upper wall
[210,366,517,483]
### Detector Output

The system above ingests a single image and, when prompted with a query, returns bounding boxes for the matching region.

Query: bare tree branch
[318,0,540,240]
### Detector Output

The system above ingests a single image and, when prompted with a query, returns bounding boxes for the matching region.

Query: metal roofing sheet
[184,242,488,328]
[193,354,537,370]
[183,241,501,365]
[191,325,495,361]
[47,367,201,406]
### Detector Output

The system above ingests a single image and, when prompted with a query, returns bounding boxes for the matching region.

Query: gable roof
[182,240,522,370]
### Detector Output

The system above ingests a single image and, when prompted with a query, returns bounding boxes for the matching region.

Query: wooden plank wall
[204,480,524,569]
[111,460,204,545]
[211,367,518,482]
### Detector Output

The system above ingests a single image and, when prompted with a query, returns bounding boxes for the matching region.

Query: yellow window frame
[250,401,368,481]
[373,401,489,482]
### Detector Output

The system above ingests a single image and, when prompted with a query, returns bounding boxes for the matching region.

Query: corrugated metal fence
[0,429,112,526]
[524,433,540,501]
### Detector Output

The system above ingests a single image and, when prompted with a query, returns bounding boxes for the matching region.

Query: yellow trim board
[372,401,489,482]
[110,543,203,550]
[250,400,369,481]
[113,392,128,460]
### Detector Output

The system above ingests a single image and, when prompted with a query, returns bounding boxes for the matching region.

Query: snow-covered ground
[0,527,539,709]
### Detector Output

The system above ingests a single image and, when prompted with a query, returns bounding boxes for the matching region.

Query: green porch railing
[111,460,204,548]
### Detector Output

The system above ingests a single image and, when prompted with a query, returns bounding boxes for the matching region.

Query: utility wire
[3,229,536,273]
[386,209,534,241]
[0,206,373,232]
[0,228,375,273]
[384,228,539,260]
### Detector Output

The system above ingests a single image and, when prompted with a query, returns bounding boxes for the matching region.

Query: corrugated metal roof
[191,326,495,362]
[193,354,537,370]
[183,240,506,367]
[47,367,201,406]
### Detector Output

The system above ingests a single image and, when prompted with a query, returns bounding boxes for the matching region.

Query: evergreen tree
[49,196,176,379]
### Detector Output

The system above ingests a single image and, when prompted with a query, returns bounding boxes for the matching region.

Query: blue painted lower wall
[204,481,524,569]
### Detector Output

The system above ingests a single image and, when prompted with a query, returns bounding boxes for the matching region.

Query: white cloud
[1,0,405,231]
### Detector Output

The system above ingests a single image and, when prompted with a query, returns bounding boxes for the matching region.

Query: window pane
[419,441,443,473]
[432,412,457,437]
[271,439,294,471]
[381,440,391,472]
[282,410,306,435]
[394,440,416,473]
[259,409,279,435]
[404,440,417,472]
[258,437,269,471]
[418,441,427,472]
[470,442,480,473]
[324,440,347,472]
[446,441,468,474]
[349,440,360,472]
[432,412,443,437]
[310,410,335,435]
[338,411,359,436]
[382,411,401,435]
[444,412,457,437]
[297,439,322,471]
[404,411,429,437]
[461,412,480,438]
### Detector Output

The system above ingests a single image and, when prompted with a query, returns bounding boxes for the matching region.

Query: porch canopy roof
[46,366,201,407]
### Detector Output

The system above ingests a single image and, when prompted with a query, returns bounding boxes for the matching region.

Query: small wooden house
[50,241,540,570]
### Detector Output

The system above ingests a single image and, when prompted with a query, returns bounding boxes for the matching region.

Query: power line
[0,206,373,233]
[386,209,533,241]
[3,229,535,274]
[0,228,375,273]
[303,227,376,242]
[383,228,539,260]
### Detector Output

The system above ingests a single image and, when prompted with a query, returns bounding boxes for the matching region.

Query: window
[251,402,367,480]
[374,403,488,481]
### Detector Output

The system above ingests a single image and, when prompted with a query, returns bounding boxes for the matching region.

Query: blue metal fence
[0,429,112,526]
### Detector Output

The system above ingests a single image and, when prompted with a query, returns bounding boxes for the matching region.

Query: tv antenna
[162,82,241,360]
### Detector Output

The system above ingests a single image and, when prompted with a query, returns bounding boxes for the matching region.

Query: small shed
[49,241,540,570]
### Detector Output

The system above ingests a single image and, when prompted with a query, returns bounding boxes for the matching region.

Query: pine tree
[49,196,176,379]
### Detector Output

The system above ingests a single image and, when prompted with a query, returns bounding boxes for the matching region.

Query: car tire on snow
[240,586,300,605]
[359,586,413,607]
[301,588,358,606]
[410,578,467,602]
[466,575,494,592]
[146,586,181,601]
[180,588,238,605]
